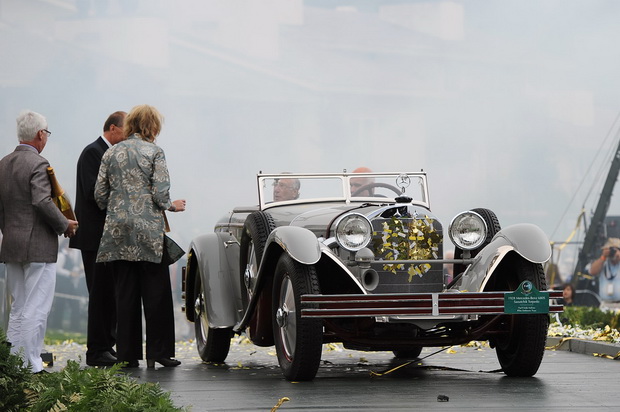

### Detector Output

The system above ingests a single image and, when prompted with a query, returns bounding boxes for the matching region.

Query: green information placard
[504,281,550,314]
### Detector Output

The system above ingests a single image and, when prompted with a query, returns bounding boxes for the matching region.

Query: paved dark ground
[45,337,620,411]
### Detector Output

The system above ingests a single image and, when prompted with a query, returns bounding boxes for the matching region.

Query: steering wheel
[352,182,401,197]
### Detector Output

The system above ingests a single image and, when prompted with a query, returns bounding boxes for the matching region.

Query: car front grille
[369,216,444,294]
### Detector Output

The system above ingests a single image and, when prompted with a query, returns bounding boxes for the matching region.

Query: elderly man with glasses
[273,175,301,202]
[0,110,78,373]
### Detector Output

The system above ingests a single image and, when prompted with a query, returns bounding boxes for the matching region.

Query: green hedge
[556,306,620,330]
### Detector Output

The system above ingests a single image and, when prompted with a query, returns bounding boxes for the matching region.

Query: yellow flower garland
[375,216,442,282]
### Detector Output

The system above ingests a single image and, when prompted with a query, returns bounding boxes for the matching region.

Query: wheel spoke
[245,242,258,299]
[197,292,209,342]
[285,289,297,351]
[279,276,296,359]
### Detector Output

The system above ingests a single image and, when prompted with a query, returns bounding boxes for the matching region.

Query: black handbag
[162,211,185,265]
[163,234,185,265]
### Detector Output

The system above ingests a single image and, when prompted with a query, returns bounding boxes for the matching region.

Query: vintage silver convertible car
[182,172,562,381]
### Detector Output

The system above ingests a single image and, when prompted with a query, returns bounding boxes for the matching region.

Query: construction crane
[572,132,620,287]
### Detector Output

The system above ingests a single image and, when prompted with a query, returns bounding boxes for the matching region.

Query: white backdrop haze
[2,0,620,281]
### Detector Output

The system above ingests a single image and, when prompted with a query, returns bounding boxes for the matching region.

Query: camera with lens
[610,246,618,257]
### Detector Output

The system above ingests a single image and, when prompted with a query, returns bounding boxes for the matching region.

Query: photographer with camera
[588,237,620,302]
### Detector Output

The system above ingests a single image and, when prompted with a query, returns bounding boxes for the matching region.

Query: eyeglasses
[42,129,51,137]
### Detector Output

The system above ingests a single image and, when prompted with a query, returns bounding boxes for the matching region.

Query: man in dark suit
[0,110,78,373]
[69,111,126,366]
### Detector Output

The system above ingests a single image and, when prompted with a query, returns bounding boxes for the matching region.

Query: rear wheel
[493,259,549,377]
[272,254,323,381]
[194,272,231,363]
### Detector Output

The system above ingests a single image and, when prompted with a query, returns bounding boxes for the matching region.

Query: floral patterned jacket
[94,134,173,263]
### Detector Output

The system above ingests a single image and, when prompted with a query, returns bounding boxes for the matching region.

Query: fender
[258,230,365,294]
[259,227,364,294]
[456,223,551,292]
[235,226,322,332]
[264,226,321,265]
[317,243,367,293]
[190,232,241,328]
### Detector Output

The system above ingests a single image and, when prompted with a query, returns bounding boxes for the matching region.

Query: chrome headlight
[335,213,372,252]
[449,211,487,250]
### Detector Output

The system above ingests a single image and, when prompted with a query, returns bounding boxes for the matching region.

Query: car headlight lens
[335,213,372,252]
[449,211,487,250]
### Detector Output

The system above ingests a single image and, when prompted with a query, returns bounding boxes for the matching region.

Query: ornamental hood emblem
[396,174,411,194]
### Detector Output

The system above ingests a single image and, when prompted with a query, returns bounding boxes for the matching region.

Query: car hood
[267,202,382,238]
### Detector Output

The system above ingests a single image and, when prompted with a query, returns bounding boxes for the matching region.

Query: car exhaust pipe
[362,268,379,291]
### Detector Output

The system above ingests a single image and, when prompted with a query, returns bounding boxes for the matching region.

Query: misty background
[2,0,620,285]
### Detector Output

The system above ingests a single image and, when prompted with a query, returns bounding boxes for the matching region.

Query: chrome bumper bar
[301,290,564,318]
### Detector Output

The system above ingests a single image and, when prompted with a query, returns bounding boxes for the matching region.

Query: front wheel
[272,254,323,381]
[194,272,231,363]
[493,259,549,377]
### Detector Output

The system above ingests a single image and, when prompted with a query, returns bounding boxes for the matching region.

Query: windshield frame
[256,172,430,210]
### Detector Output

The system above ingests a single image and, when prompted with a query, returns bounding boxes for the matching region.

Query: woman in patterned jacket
[95,104,186,368]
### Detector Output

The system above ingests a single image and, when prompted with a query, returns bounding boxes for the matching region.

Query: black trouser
[82,251,117,357]
[112,260,175,361]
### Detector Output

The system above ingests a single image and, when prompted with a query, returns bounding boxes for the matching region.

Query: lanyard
[604,261,619,280]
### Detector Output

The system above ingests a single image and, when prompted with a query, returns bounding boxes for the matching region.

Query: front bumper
[301,290,563,318]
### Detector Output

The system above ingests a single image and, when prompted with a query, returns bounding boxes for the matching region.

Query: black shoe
[147,358,181,368]
[33,369,50,374]
[119,360,139,368]
[86,351,118,367]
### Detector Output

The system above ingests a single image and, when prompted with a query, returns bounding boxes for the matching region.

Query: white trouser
[6,262,56,373]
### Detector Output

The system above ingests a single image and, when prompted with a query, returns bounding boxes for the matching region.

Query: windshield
[257,172,429,210]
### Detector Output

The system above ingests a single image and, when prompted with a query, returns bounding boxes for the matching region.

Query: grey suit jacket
[0,145,69,263]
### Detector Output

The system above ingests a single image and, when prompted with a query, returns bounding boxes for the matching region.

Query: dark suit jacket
[70,137,109,252]
[0,145,68,263]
